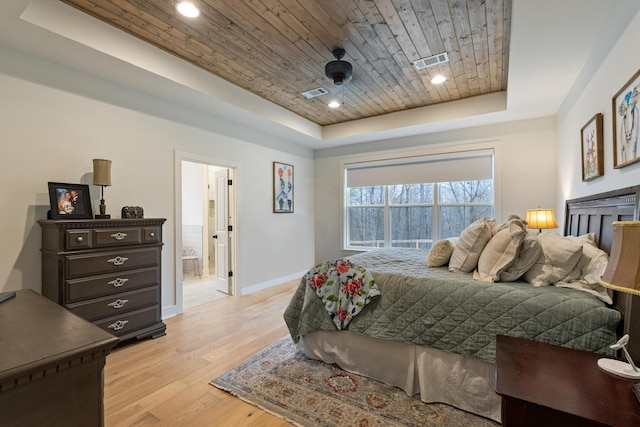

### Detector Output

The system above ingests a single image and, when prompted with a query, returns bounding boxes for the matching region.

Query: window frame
[345,182,493,250]
[341,145,500,252]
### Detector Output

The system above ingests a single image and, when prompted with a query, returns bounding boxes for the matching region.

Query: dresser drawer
[142,226,161,243]
[65,229,92,250]
[66,267,160,302]
[67,286,159,321]
[65,247,160,279]
[94,227,142,247]
[94,305,161,337]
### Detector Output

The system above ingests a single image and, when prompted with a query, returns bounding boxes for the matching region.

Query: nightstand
[495,335,640,426]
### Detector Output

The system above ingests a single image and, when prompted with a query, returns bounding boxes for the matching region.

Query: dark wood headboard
[564,185,640,360]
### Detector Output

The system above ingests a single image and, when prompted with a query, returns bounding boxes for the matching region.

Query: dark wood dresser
[0,289,119,426]
[38,218,167,341]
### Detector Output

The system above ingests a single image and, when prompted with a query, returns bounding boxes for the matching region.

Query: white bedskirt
[299,331,501,423]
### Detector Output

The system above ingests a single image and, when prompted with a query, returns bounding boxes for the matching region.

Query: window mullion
[433,184,440,241]
[384,186,390,247]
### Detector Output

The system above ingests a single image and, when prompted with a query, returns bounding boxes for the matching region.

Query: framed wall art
[612,68,640,168]
[273,162,294,213]
[47,182,93,219]
[580,113,604,181]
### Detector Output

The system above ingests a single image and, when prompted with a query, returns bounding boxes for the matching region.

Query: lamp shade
[525,207,558,230]
[92,159,112,186]
[599,221,640,296]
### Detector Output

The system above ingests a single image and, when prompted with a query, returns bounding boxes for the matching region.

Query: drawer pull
[150,232,156,237]
[107,277,129,287]
[111,232,128,240]
[107,299,129,309]
[107,256,129,266]
[108,320,129,331]
[76,236,84,242]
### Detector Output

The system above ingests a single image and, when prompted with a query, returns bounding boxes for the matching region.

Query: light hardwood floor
[104,278,300,426]
[182,276,228,310]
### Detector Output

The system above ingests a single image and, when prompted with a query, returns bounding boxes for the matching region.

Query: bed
[283,186,640,422]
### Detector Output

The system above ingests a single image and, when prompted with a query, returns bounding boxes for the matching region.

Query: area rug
[210,337,499,427]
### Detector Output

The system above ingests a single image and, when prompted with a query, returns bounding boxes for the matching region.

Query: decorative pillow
[563,234,598,282]
[523,233,583,287]
[427,238,458,267]
[449,218,496,273]
[557,234,612,304]
[499,234,541,282]
[474,219,527,282]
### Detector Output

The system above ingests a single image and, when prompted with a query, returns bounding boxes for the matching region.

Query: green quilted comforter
[283,248,621,363]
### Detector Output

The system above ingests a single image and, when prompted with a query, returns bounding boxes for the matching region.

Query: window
[345,151,494,250]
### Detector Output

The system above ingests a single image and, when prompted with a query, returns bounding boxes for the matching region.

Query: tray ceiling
[60,0,512,127]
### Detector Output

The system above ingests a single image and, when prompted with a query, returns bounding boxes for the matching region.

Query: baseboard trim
[240,270,306,296]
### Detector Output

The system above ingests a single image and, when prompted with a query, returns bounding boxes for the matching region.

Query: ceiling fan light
[176,1,200,18]
[431,74,446,84]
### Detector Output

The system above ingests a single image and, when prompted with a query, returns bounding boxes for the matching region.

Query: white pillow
[449,218,495,273]
[523,233,583,287]
[499,234,541,282]
[556,234,612,304]
[427,238,458,267]
[474,219,527,282]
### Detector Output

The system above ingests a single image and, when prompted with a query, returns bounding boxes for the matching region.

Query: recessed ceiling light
[176,1,200,18]
[328,100,341,108]
[431,75,446,84]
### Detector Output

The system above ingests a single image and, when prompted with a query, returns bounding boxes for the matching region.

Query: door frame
[174,150,239,315]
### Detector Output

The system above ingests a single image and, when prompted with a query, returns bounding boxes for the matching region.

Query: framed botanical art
[612,68,640,168]
[580,113,604,181]
[273,162,294,213]
[47,182,93,219]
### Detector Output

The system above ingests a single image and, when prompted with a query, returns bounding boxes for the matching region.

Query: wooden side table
[495,335,640,426]
[0,290,119,426]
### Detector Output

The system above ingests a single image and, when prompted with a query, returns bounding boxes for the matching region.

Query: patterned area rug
[210,337,499,426]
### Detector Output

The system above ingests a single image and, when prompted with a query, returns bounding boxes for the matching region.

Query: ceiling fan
[325,48,352,85]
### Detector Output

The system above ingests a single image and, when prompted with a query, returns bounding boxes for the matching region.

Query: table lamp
[525,207,558,233]
[93,159,112,219]
[597,221,640,379]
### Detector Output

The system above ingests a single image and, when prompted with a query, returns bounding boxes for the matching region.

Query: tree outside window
[346,180,493,249]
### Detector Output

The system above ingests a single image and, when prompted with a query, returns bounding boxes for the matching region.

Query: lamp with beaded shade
[597,221,640,379]
[599,221,640,296]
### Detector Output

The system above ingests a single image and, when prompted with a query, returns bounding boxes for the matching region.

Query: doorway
[175,152,237,314]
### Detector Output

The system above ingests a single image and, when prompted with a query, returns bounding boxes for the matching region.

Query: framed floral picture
[612,68,640,168]
[580,113,604,181]
[273,162,294,213]
[47,182,93,219]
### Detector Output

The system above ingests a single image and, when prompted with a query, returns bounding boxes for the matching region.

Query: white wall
[0,51,315,316]
[182,161,205,226]
[556,4,640,216]
[314,117,557,262]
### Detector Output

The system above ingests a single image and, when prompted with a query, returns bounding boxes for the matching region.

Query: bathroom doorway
[175,152,237,313]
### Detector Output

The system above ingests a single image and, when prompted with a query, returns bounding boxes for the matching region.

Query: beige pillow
[427,238,458,267]
[563,234,598,282]
[523,233,583,287]
[499,234,541,282]
[474,219,527,282]
[449,218,495,273]
[557,234,611,304]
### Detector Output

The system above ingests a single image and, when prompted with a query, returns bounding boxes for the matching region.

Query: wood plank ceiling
[61,0,512,126]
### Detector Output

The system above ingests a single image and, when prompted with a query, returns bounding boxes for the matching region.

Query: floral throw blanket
[305,259,380,330]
